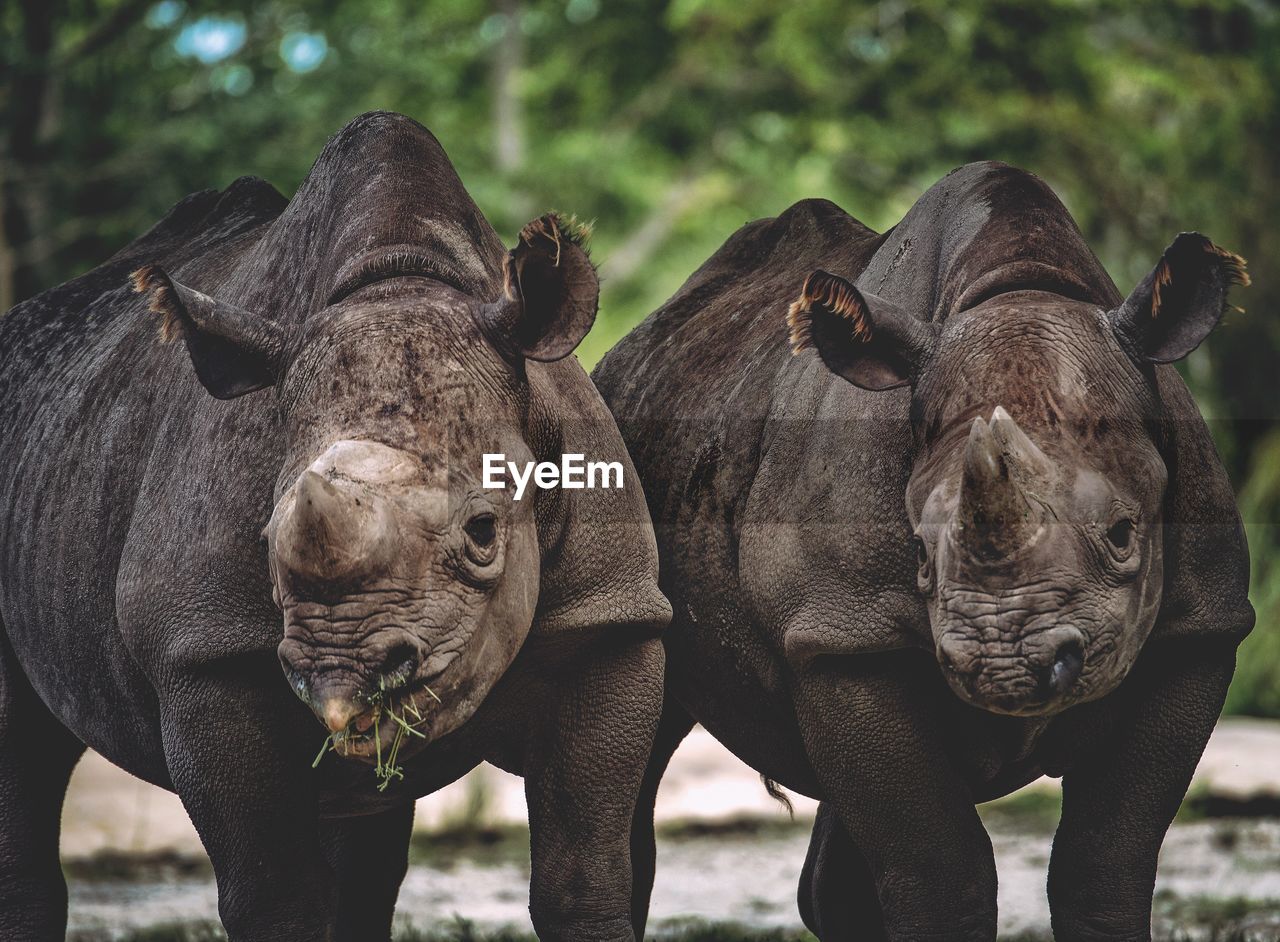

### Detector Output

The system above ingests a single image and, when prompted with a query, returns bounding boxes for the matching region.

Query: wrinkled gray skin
[594,163,1253,941]
[0,112,669,942]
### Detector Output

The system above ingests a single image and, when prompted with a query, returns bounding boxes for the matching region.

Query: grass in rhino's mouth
[312,680,441,791]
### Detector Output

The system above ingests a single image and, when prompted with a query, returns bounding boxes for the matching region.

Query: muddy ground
[61,720,1280,941]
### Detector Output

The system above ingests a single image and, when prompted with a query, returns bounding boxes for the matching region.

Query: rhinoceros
[593,162,1252,940]
[0,111,670,942]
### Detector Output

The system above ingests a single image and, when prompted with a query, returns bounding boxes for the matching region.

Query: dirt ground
[61,719,1280,940]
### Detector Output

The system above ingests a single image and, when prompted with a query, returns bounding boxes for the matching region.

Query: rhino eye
[912,534,933,593]
[463,512,498,564]
[1106,518,1134,551]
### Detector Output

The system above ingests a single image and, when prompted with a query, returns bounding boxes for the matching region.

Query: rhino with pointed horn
[594,161,1253,940]
[0,112,668,941]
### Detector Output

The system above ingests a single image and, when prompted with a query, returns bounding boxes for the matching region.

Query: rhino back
[594,198,883,536]
[593,198,914,786]
[0,178,285,778]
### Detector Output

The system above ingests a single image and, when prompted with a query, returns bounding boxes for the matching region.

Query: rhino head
[131,116,600,763]
[789,232,1247,715]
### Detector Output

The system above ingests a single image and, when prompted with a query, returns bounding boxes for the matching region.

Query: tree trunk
[491,0,531,220]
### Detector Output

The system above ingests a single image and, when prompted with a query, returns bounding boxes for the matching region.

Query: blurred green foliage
[2,1,1276,712]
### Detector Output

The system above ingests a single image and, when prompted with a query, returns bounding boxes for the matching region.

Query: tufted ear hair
[132,265,286,399]
[786,270,939,390]
[477,213,599,363]
[1109,232,1249,364]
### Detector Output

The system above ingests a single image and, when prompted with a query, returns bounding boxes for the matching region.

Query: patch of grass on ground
[1153,889,1280,938]
[656,814,812,842]
[977,785,1063,832]
[396,918,540,942]
[408,820,531,868]
[647,919,814,941]
[63,848,212,882]
[408,807,813,869]
[1180,785,1280,821]
[70,924,226,942]
[409,774,531,868]
[976,779,1280,833]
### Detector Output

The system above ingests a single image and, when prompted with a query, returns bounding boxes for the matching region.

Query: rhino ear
[786,270,939,390]
[132,265,286,399]
[1109,233,1249,364]
[478,213,598,363]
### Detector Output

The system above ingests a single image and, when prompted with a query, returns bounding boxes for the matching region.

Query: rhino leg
[791,654,997,941]
[798,802,887,941]
[1049,641,1235,941]
[320,803,414,942]
[158,658,336,941]
[628,694,694,939]
[0,624,86,941]
[524,636,665,942]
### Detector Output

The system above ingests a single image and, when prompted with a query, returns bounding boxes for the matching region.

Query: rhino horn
[277,471,393,582]
[988,405,1053,478]
[956,409,1041,559]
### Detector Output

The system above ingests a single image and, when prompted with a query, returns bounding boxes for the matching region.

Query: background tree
[2,0,1276,711]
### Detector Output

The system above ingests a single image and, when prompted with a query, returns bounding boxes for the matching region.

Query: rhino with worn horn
[0,112,668,941]
[594,162,1253,940]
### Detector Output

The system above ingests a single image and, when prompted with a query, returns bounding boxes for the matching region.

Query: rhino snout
[278,638,424,731]
[318,695,376,736]
[936,625,1087,715]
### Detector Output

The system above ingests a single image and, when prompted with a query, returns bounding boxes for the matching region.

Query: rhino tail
[761,774,795,818]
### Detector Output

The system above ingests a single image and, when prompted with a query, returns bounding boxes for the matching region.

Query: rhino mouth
[332,680,440,758]
[936,626,1087,716]
[314,676,443,789]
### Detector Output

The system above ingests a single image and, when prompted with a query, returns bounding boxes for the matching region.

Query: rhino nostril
[378,644,419,692]
[350,711,375,733]
[278,651,311,703]
[1046,639,1084,697]
[937,640,964,677]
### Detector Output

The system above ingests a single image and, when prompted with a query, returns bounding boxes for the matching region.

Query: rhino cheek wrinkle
[595,161,1253,940]
[0,111,669,940]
